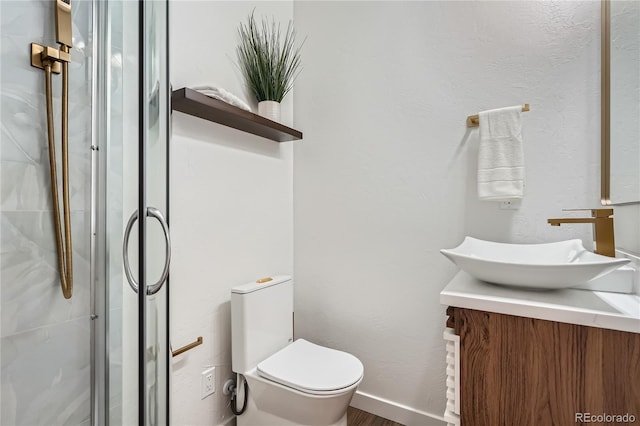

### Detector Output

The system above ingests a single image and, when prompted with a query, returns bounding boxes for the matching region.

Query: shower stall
[1,0,171,424]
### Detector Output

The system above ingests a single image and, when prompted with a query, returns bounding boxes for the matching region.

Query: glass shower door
[102,0,170,424]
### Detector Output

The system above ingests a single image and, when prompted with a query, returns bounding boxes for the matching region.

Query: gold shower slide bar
[171,337,203,357]
[466,104,530,127]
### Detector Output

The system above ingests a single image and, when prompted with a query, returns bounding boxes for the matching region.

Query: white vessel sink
[440,237,630,290]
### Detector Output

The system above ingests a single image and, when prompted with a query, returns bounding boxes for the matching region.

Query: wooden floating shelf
[171,87,303,142]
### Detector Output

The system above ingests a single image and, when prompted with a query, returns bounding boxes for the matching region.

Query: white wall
[170,1,294,425]
[616,205,640,254]
[169,2,638,424]
[293,1,601,424]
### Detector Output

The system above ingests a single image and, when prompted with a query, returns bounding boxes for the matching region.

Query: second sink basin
[440,237,630,290]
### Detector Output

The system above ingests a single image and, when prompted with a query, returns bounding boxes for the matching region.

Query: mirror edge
[601,0,640,206]
[601,0,611,205]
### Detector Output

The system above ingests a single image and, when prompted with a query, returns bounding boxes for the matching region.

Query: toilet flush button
[256,277,273,284]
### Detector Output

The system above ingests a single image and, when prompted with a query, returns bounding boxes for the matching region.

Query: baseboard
[350,391,446,426]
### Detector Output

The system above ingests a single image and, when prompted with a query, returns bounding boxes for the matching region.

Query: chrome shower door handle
[123,207,171,295]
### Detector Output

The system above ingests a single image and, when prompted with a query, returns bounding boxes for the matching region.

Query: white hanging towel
[192,86,252,112]
[477,105,524,200]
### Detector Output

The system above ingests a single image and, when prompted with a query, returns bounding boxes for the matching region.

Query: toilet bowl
[231,276,364,426]
[239,339,363,426]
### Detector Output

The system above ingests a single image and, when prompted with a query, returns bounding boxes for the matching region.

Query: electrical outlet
[201,367,215,399]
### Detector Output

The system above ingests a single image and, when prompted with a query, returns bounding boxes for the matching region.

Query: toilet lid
[257,339,364,395]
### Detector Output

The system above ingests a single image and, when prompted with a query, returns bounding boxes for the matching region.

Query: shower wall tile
[0,83,92,159]
[0,317,91,426]
[1,211,90,338]
[109,404,123,426]
[108,266,124,311]
[1,0,93,422]
[0,1,93,160]
[1,155,90,213]
[108,306,123,411]
[0,0,92,211]
[0,161,51,211]
[0,85,47,164]
[0,1,109,425]
[107,179,123,313]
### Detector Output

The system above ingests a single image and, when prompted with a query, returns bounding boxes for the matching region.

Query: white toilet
[231,275,364,426]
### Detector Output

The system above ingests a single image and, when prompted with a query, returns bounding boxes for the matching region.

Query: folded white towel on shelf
[477,105,525,200]
[192,86,252,112]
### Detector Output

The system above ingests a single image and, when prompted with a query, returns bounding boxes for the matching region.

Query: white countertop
[440,271,640,334]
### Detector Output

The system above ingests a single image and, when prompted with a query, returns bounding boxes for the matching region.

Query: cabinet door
[451,308,640,426]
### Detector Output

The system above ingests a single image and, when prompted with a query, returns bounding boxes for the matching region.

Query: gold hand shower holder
[30,42,74,299]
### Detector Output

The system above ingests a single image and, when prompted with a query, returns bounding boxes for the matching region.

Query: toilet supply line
[228,373,249,416]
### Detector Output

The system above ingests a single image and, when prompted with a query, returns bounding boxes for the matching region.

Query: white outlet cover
[201,367,215,399]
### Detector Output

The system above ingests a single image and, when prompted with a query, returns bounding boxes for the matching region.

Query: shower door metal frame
[137,0,148,420]
[90,0,107,423]
[137,1,171,424]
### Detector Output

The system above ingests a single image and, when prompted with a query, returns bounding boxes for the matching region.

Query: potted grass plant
[237,11,304,123]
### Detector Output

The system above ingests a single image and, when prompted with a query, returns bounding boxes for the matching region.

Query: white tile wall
[1,1,93,424]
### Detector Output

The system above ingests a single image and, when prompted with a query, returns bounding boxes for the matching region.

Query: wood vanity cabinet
[446,306,640,426]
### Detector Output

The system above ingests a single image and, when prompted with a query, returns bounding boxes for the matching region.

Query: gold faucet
[547,209,615,257]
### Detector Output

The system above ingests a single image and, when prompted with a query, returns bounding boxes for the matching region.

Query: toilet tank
[231,275,293,374]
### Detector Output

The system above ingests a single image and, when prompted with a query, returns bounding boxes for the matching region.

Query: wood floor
[347,407,404,426]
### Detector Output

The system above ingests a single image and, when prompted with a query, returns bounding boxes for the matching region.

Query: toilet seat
[257,339,364,395]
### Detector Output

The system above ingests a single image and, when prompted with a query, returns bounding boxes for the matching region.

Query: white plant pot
[258,100,281,123]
